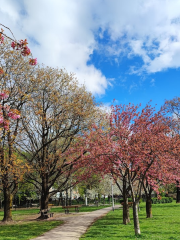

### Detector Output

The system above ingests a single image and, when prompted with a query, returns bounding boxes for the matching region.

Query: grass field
[80,201,180,240]
[0,205,111,240]
[0,221,63,240]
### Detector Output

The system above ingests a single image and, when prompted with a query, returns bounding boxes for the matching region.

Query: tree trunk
[123,193,130,224]
[40,192,49,210]
[66,189,68,206]
[146,196,152,218]
[122,178,130,224]
[39,177,49,218]
[176,181,180,203]
[133,201,141,235]
[3,188,13,222]
[58,192,61,206]
[70,186,72,206]
[108,195,110,204]
[85,189,88,206]
[144,186,153,217]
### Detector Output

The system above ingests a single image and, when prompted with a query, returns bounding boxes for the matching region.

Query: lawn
[0,221,63,240]
[0,205,111,240]
[80,201,180,240]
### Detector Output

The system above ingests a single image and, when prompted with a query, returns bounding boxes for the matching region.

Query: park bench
[31,203,39,208]
[39,208,54,219]
[62,205,81,214]
[121,202,133,207]
[48,203,54,207]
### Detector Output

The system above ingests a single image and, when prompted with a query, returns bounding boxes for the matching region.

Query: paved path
[31,205,120,240]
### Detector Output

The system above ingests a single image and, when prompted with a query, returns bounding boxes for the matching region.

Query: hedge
[119,198,132,204]
[151,197,173,204]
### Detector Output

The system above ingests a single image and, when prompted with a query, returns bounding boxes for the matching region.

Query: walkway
[31,205,120,240]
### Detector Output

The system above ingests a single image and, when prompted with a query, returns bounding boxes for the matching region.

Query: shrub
[151,197,173,204]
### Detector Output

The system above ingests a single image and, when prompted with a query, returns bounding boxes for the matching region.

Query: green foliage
[165,183,177,194]
[151,197,173,204]
[81,201,180,239]
[77,174,102,197]
[119,198,133,204]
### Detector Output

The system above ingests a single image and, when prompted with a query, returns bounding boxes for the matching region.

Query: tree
[0,36,36,221]
[17,66,98,215]
[164,97,180,203]
[75,103,179,235]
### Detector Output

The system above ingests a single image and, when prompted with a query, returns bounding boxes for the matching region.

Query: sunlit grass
[81,201,180,239]
[0,220,63,240]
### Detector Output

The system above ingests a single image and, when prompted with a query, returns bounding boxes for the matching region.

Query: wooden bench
[31,203,39,208]
[62,205,81,214]
[48,204,54,207]
[39,208,54,219]
[121,202,133,207]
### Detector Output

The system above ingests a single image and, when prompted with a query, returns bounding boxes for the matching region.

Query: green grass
[0,221,63,240]
[80,201,180,240]
[75,205,111,212]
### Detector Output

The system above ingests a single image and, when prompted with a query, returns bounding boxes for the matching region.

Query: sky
[1,0,180,110]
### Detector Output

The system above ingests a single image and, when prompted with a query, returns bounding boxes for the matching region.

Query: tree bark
[143,182,153,217]
[66,189,68,206]
[176,181,180,203]
[39,176,49,218]
[128,168,141,235]
[123,196,130,224]
[85,189,88,206]
[122,178,130,224]
[3,188,13,222]
[133,201,141,235]
[40,193,49,210]
[58,192,62,206]
[146,196,152,218]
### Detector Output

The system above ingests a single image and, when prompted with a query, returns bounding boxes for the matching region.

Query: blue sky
[1,0,180,110]
[91,49,180,109]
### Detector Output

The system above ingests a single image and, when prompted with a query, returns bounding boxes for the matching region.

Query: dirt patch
[0,212,72,225]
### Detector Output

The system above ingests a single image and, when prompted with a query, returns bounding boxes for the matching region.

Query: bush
[119,198,133,204]
[151,197,173,204]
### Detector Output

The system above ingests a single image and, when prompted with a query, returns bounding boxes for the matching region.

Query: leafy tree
[75,103,180,235]
[0,35,36,221]
[17,66,97,215]
[164,97,180,203]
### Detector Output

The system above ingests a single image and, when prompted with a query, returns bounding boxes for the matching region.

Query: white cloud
[150,79,155,87]
[1,0,180,94]
[99,102,112,114]
[129,82,138,94]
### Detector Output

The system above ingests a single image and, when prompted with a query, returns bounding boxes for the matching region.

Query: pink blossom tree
[70,103,180,235]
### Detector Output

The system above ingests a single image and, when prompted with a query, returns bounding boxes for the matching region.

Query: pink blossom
[21,46,31,56]
[0,92,9,99]
[0,117,3,124]
[0,36,4,44]
[29,58,37,65]
[8,112,20,119]
[3,122,9,130]
[11,41,16,49]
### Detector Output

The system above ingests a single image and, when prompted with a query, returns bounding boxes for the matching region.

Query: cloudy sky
[1,0,180,109]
